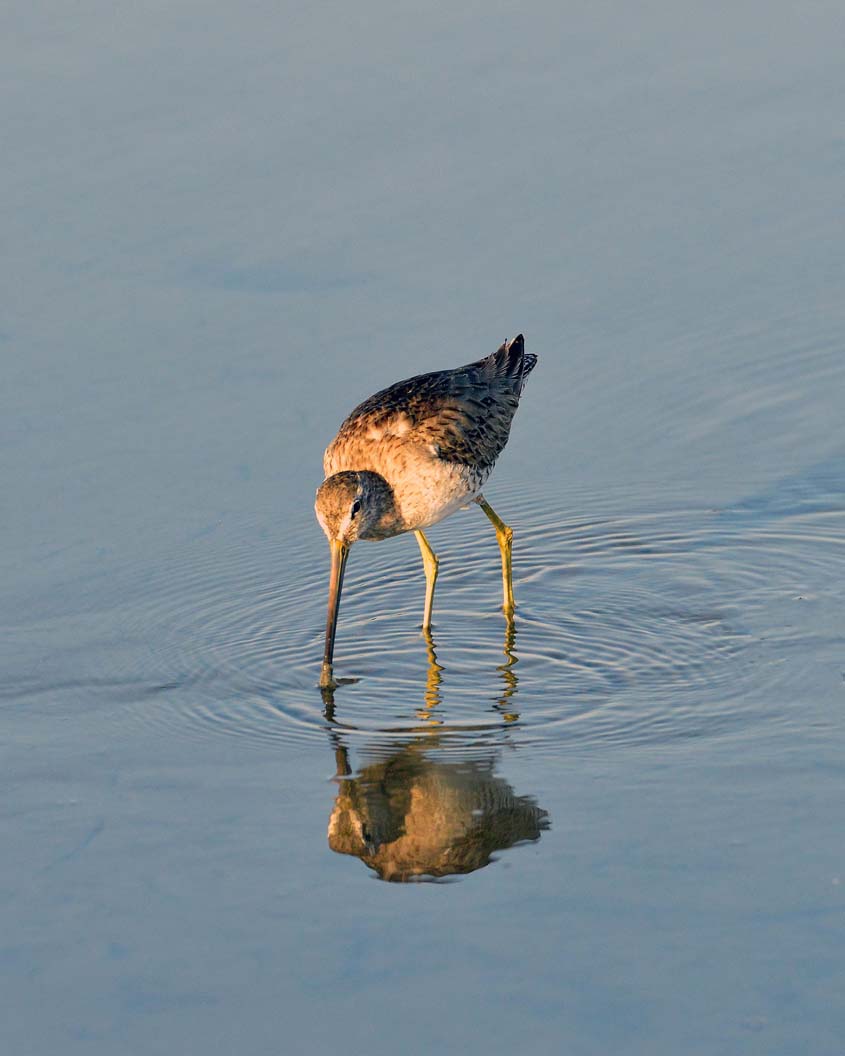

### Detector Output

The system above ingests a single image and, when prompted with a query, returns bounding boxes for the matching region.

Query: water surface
[3,2,845,1053]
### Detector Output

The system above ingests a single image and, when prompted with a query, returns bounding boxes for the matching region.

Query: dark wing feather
[327,336,536,471]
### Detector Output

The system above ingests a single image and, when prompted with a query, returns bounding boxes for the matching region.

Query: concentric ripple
[39,474,841,757]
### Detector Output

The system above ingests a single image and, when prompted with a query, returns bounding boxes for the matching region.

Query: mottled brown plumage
[322,335,536,531]
[315,334,537,687]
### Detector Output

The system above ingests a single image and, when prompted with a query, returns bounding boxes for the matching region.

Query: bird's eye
[351,498,361,518]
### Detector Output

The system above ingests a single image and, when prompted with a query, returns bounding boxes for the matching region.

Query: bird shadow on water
[319,623,550,883]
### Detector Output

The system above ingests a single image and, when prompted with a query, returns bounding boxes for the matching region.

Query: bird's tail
[492,334,537,393]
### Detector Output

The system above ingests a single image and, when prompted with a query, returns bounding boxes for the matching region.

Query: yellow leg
[475,495,515,618]
[414,529,439,630]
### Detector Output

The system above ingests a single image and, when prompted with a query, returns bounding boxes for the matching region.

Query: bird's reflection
[322,624,549,883]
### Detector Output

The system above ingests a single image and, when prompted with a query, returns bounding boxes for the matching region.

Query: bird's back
[324,335,537,478]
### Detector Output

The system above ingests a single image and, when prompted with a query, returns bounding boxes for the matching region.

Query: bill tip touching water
[315,333,537,689]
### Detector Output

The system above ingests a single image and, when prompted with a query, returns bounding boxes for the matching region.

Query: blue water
[3,2,845,1053]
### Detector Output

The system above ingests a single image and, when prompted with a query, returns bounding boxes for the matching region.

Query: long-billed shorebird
[315,334,537,687]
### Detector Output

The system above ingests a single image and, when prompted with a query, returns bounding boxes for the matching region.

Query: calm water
[3,2,845,1053]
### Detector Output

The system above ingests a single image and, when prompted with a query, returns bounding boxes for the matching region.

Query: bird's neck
[357,471,405,540]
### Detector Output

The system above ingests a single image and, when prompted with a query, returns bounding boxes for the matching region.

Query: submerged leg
[475,495,515,618]
[414,529,439,630]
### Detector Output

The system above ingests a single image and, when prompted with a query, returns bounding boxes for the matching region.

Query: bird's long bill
[320,538,349,687]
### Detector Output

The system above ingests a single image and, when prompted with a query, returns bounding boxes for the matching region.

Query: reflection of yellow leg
[414,529,439,630]
[475,495,515,618]
[418,628,444,723]
[498,619,519,723]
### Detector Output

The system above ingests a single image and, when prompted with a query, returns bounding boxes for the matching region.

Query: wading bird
[315,334,537,687]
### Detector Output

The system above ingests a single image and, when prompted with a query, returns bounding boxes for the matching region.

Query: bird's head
[314,471,367,547]
[314,470,395,546]
[314,470,397,688]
